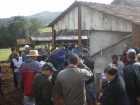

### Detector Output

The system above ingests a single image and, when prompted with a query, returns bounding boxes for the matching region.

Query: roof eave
[48,1,80,27]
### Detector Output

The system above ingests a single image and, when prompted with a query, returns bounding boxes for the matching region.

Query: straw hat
[26,50,40,56]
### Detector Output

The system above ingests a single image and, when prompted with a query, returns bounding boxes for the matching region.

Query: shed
[48,1,140,73]
[31,35,87,47]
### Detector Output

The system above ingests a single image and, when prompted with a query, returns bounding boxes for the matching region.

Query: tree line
[0,16,43,48]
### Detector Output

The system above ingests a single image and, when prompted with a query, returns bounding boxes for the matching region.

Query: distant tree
[29,18,43,36]
[0,16,43,48]
[0,25,12,48]
[8,16,30,40]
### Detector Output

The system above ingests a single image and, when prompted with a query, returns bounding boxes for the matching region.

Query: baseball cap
[82,48,89,53]
[42,62,57,73]
[127,49,136,55]
[24,44,30,48]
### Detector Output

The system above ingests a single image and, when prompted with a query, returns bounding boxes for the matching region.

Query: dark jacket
[100,74,130,105]
[33,73,53,105]
[124,60,140,105]
[82,56,94,84]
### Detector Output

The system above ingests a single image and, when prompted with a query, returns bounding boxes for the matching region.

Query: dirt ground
[0,65,100,105]
[0,66,65,105]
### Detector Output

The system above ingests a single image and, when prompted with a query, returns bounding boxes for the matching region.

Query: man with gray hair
[124,49,140,105]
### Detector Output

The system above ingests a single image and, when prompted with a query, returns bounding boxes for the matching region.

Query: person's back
[21,58,42,96]
[71,45,81,56]
[55,54,93,105]
[123,49,140,105]
[19,50,42,105]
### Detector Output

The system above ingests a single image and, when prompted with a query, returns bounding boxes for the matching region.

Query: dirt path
[0,66,64,105]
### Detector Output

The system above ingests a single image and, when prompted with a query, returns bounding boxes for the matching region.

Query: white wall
[89,31,131,73]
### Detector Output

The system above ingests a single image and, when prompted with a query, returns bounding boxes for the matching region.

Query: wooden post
[78,5,82,49]
[87,30,90,49]
[52,26,56,48]
[132,24,140,48]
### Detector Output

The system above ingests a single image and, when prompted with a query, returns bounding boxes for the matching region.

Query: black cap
[42,62,57,73]
[82,48,89,53]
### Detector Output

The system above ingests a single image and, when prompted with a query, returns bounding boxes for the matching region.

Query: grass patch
[0,48,11,61]
[39,27,52,33]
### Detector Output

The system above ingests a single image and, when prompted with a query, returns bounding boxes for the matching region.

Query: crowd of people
[0,43,140,105]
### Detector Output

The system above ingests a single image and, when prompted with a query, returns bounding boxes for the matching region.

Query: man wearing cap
[20,50,42,105]
[33,62,56,105]
[55,54,93,105]
[124,49,140,105]
[81,48,97,105]
[21,44,30,62]
[71,44,82,57]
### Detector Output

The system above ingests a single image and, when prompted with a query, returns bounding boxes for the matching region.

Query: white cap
[127,49,136,55]
[24,44,30,48]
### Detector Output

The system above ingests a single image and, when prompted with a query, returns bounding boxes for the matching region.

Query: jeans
[23,96,35,105]
[86,81,96,101]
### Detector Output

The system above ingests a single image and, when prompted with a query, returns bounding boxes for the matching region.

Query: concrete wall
[89,31,131,73]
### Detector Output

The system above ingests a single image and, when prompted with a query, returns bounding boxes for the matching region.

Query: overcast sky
[0,0,113,18]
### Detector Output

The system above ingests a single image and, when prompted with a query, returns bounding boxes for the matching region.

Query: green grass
[39,27,52,33]
[0,45,50,61]
[0,48,11,61]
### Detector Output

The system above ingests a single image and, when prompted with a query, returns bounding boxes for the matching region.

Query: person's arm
[55,77,63,97]
[10,60,16,70]
[78,60,93,81]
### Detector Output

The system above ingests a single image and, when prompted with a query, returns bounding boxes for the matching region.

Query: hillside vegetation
[0,11,61,26]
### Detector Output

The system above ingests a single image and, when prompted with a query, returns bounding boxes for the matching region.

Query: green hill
[28,11,61,26]
[0,11,61,26]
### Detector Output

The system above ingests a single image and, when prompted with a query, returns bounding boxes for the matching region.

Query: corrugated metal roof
[31,36,87,42]
[48,1,140,27]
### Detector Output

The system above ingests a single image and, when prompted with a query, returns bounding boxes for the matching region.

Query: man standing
[110,54,124,77]
[20,50,42,105]
[81,48,97,105]
[33,62,57,105]
[124,49,140,105]
[71,44,82,57]
[55,46,66,72]
[9,47,16,61]
[48,48,59,85]
[55,54,93,105]
[120,43,130,66]
[21,44,30,62]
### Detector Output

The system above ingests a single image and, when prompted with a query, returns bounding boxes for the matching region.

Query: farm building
[111,0,140,7]
[48,1,140,74]
[31,35,87,48]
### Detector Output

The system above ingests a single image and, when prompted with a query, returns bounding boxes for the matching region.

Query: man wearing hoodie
[20,50,42,105]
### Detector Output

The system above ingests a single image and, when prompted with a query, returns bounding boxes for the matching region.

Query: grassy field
[39,27,52,33]
[0,48,11,61]
[0,45,48,61]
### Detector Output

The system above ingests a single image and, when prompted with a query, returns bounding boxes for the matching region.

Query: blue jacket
[55,50,65,64]
[71,48,81,56]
